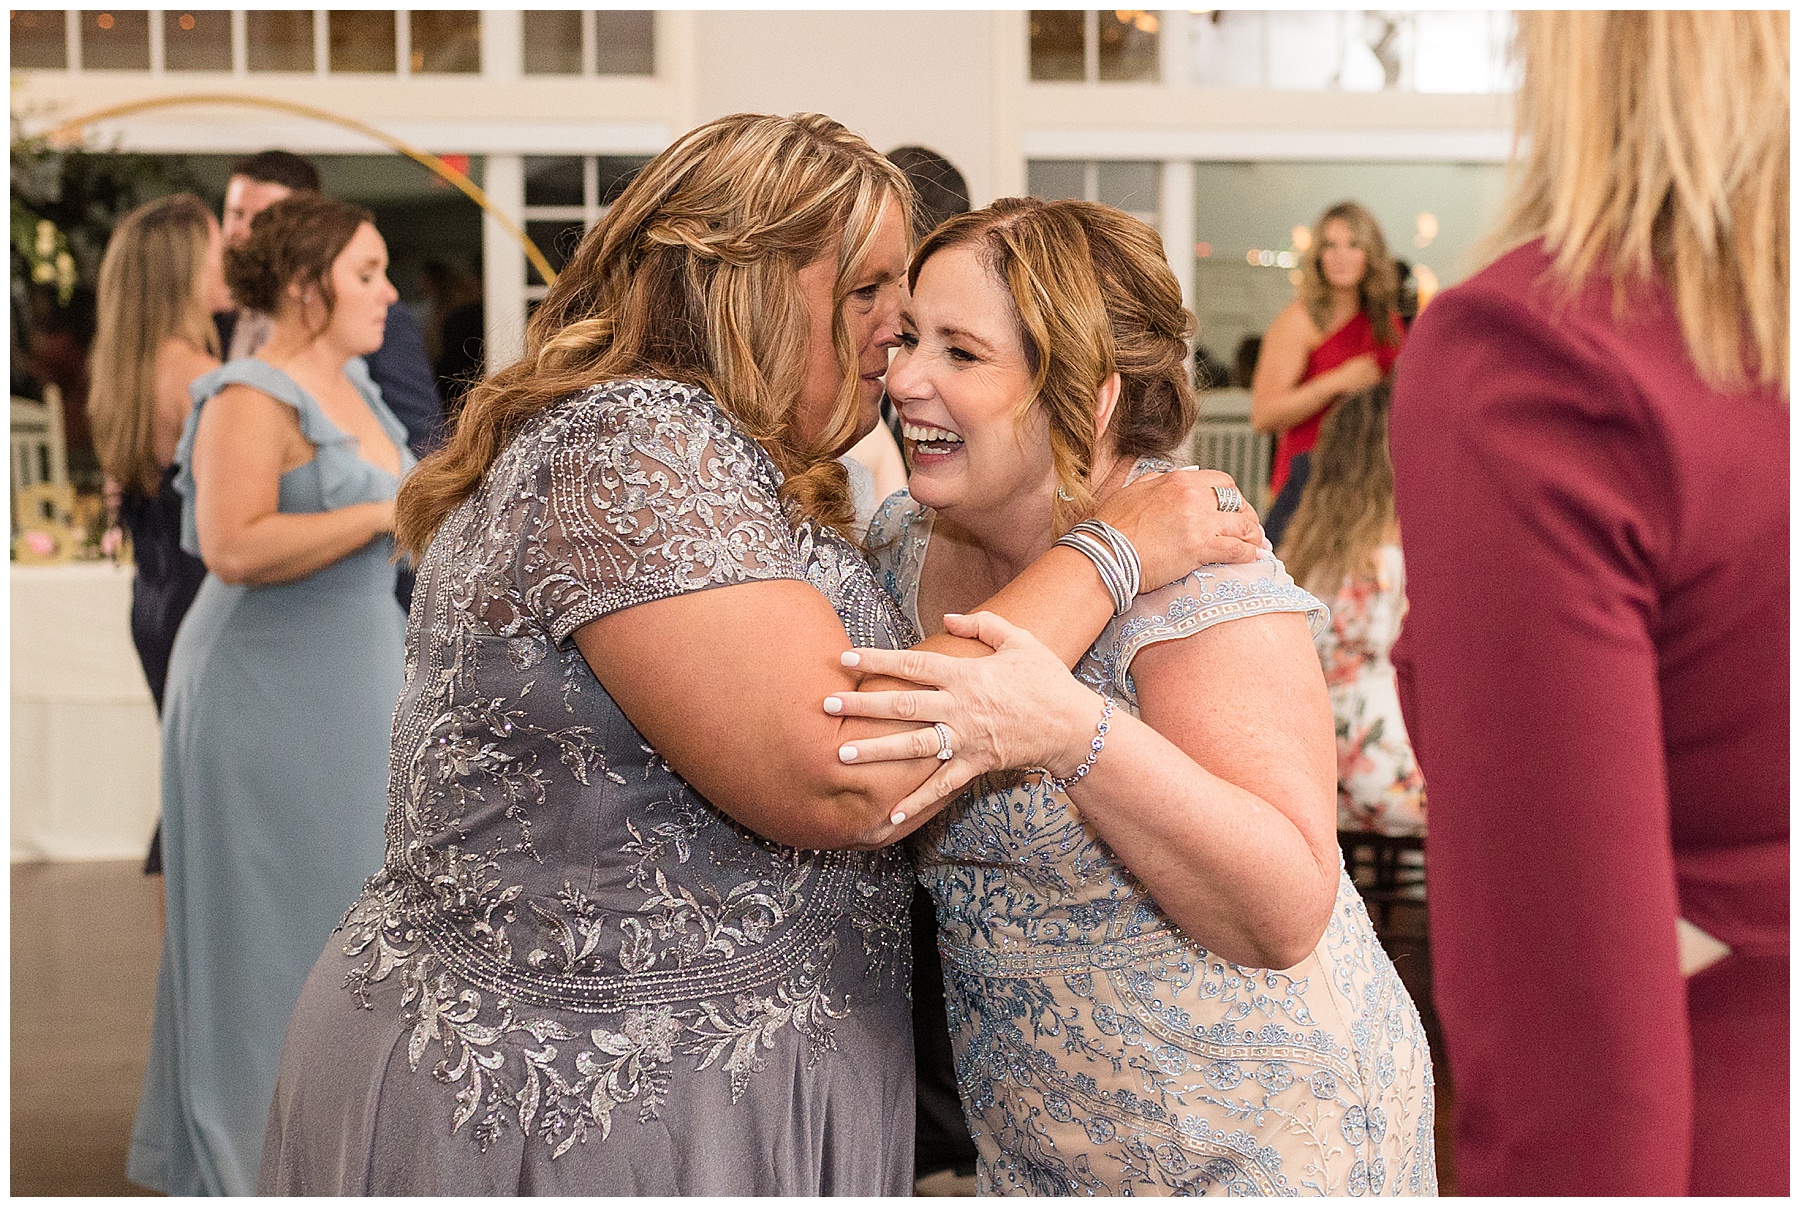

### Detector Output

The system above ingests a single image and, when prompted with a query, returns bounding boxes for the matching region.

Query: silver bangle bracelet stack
[1055,520,1142,616]
[1037,694,1115,794]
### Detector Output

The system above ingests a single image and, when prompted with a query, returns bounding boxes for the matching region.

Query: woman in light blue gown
[833,199,1437,1194]
[128,193,415,1196]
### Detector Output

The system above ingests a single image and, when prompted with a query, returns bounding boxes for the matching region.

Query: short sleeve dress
[260,379,919,1195]
[868,464,1438,1196]
[1313,544,1427,836]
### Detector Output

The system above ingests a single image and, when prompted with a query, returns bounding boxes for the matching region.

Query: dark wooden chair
[1338,829,1427,936]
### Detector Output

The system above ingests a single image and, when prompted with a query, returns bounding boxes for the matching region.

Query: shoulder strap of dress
[190,358,313,411]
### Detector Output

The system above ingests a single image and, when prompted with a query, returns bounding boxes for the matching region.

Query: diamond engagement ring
[1212,484,1243,513]
[933,722,954,761]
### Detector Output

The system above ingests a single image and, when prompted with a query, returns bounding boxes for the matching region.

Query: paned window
[411,10,480,73]
[246,9,314,72]
[523,11,654,76]
[521,154,653,292]
[11,11,69,70]
[1026,160,1161,227]
[1030,11,1159,83]
[163,10,232,71]
[594,10,653,74]
[80,9,150,71]
[522,9,582,75]
[329,10,395,73]
[1188,10,1515,94]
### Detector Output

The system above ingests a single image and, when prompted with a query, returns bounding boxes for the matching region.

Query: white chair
[12,384,70,532]
[1187,387,1273,513]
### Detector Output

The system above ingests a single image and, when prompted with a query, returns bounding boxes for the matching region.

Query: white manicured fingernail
[839,745,858,763]
[891,811,906,825]
[823,696,843,714]
[840,651,861,667]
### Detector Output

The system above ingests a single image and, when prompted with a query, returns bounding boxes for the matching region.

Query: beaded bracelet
[1037,694,1115,793]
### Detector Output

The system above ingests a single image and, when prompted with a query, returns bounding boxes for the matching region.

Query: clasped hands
[824,611,1105,825]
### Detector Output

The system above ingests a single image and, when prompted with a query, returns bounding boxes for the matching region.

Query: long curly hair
[395,112,910,557]
[909,198,1197,535]
[1298,200,1402,348]
[1276,382,1396,597]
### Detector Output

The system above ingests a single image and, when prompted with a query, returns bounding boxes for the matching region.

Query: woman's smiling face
[886,245,1052,521]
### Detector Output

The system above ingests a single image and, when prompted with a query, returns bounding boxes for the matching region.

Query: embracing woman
[832,198,1438,1195]
[258,114,1259,1196]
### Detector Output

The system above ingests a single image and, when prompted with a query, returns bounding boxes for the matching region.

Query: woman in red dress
[1389,11,1787,1194]
[1251,201,1403,546]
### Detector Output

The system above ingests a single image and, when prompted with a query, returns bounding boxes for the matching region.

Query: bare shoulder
[197,381,304,445]
[1266,301,1323,347]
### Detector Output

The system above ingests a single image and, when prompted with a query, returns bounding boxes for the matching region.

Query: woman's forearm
[1059,711,1339,969]
[911,545,1116,667]
[201,502,389,586]
[1251,371,1339,435]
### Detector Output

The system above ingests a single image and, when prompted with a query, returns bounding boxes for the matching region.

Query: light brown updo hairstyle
[395,112,911,558]
[910,197,1197,534]
[1488,11,1786,391]
[1276,382,1395,598]
[1299,200,1402,348]
[88,193,220,497]
[223,192,373,336]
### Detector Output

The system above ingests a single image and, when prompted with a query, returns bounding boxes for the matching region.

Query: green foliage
[10,120,205,317]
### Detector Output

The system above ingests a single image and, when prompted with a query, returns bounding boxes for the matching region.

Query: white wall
[689,11,999,204]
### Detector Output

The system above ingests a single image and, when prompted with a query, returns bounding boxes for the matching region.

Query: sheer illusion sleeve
[514,379,806,642]
[1085,553,1328,707]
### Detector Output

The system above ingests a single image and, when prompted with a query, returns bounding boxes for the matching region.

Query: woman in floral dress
[830,199,1436,1194]
[1279,384,1426,836]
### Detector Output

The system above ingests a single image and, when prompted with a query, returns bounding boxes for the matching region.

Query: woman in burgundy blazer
[1388,11,1788,1196]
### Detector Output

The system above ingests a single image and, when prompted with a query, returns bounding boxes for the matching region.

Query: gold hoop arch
[43,91,558,287]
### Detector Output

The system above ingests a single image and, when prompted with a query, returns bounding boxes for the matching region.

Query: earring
[1056,486,1074,503]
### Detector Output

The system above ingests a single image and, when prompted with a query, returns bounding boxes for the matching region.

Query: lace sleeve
[1081,552,1329,706]
[515,379,806,642]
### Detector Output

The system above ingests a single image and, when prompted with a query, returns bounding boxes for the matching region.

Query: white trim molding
[1024,126,1514,163]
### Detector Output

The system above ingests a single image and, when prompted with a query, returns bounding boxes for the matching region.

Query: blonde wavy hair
[1276,383,1395,599]
[910,198,1197,535]
[1487,10,1788,391]
[395,112,910,556]
[1299,200,1402,348]
[87,194,220,497]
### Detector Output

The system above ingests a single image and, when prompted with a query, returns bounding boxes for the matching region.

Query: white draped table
[11,561,160,862]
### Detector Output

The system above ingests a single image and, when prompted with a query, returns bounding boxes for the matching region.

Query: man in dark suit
[215,150,446,610]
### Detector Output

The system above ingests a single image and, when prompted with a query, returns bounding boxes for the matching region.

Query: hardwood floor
[12,860,162,1196]
[9,859,1455,1197]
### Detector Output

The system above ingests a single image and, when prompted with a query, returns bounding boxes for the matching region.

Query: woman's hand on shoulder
[824,611,1103,823]
[1095,467,1265,589]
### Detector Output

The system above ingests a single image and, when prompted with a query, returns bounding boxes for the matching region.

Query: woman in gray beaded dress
[830,199,1437,1194]
[259,114,1265,1195]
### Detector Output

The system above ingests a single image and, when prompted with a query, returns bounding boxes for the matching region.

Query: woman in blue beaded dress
[832,199,1437,1195]
[258,115,1266,1196]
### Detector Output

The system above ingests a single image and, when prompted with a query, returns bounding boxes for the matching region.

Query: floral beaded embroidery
[867,468,1436,1197]
[334,380,915,1158]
